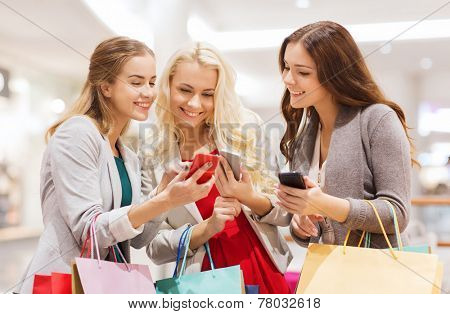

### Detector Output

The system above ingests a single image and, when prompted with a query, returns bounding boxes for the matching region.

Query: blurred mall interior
[0,0,449,293]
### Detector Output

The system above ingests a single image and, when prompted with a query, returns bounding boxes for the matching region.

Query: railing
[412,197,450,206]
[412,197,450,247]
[284,197,450,247]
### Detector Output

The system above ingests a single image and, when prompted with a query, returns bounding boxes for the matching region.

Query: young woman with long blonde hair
[140,42,292,294]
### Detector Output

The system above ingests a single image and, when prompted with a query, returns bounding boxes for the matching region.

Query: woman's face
[103,52,157,123]
[282,41,331,109]
[169,61,217,129]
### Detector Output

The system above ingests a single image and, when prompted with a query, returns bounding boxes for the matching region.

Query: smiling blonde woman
[140,42,292,294]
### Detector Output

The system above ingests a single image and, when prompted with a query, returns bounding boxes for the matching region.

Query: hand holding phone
[219,150,241,181]
[278,172,306,189]
[186,153,220,184]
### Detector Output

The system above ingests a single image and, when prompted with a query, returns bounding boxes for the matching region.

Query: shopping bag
[364,200,432,254]
[72,215,156,294]
[32,274,52,294]
[296,200,444,294]
[32,272,72,294]
[284,271,300,294]
[155,226,243,294]
[245,285,260,294]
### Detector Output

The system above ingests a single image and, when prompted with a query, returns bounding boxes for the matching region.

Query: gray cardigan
[16,116,157,293]
[288,104,411,248]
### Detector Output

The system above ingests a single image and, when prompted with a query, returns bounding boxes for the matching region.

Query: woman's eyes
[284,69,310,76]
[179,88,213,97]
[284,64,310,76]
[131,81,156,87]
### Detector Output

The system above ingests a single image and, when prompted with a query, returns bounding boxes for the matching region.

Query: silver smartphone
[220,150,241,180]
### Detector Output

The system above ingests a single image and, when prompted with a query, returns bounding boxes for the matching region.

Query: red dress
[184,149,290,294]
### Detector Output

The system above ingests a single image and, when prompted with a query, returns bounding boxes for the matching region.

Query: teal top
[114,156,132,207]
[113,155,132,263]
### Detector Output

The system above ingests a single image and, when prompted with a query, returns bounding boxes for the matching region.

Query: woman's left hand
[275,176,325,216]
[215,156,254,202]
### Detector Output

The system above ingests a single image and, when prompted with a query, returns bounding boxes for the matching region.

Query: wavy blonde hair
[146,42,275,191]
[46,36,154,141]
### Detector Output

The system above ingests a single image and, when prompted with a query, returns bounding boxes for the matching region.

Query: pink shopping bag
[72,215,156,294]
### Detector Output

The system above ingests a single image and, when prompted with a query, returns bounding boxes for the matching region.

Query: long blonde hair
[146,42,274,191]
[46,36,154,141]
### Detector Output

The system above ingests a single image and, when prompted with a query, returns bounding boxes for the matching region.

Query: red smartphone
[186,153,219,184]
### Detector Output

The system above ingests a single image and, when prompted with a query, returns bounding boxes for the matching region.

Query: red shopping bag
[32,272,72,294]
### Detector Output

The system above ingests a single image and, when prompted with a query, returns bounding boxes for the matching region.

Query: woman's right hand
[205,197,241,235]
[156,161,191,195]
[188,197,241,251]
[291,214,324,239]
[161,162,215,208]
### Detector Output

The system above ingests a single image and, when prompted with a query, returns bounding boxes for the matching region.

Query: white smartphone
[220,150,241,181]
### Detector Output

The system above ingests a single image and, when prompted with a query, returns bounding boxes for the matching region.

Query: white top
[308,124,335,244]
[308,124,326,187]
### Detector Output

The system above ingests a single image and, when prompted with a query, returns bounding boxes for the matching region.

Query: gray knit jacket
[262,104,411,249]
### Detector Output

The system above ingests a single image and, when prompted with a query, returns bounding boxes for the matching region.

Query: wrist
[308,189,327,216]
[239,189,257,207]
[204,218,218,237]
[154,190,174,211]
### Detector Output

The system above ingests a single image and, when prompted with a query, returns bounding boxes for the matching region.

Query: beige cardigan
[16,116,156,293]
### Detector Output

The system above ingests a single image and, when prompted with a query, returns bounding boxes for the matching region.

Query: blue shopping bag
[244,285,259,294]
[155,226,244,294]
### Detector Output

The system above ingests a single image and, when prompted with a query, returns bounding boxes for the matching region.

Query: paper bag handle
[343,200,397,259]
[178,226,215,277]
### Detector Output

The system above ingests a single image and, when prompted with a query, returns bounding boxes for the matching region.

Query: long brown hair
[279,21,416,166]
[46,36,154,141]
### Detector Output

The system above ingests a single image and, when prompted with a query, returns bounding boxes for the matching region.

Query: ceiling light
[9,78,29,94]
[295,0,310,9]
[188,18,450,51]
[420,57,433,70]
[188,16,292,50]
[50,99,66,114]
[82,0,154,48]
